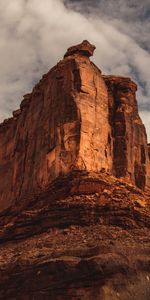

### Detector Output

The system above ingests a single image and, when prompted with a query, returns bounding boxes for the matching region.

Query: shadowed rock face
[103,75,150,189]
[0,41,150,300]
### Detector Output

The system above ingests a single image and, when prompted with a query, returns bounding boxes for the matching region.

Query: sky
[0,0,150,141]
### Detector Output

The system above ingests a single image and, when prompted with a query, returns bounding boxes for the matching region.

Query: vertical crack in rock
[17,132,29,203]
[91,71,98,170]
[73,68,81,93]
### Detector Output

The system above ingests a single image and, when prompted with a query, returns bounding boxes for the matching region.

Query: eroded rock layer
[0,172,150,300]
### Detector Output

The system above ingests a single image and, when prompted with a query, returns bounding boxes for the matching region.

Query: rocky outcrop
[64,39,96,58]
[0,41,150,299]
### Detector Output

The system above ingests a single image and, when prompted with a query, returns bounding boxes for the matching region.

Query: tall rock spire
[0,40,149,212]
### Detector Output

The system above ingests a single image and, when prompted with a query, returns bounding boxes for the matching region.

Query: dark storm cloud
[0,0,149,139]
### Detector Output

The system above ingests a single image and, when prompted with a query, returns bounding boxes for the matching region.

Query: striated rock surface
[0,41,150,299]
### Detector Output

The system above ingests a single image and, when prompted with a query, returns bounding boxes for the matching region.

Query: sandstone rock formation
[0,40,149,213]
[0,41,150,300]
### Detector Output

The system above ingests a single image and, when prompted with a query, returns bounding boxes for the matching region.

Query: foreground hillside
[0,171,150,299]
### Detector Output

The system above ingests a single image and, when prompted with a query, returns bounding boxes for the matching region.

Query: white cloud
[0,0,149,140]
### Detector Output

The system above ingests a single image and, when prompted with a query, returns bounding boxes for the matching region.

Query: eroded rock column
[104,75,149,189]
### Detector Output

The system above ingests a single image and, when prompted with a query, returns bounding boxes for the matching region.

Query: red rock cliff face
[0,40,149,213]
[0,41,150,300]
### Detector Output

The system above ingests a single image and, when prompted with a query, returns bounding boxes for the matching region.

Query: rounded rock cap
[64,40,96,58]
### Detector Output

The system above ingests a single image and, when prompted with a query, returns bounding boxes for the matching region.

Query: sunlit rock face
[0,40,149,212]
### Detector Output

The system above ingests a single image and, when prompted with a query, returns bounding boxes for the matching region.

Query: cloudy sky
[0,0,150,140]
